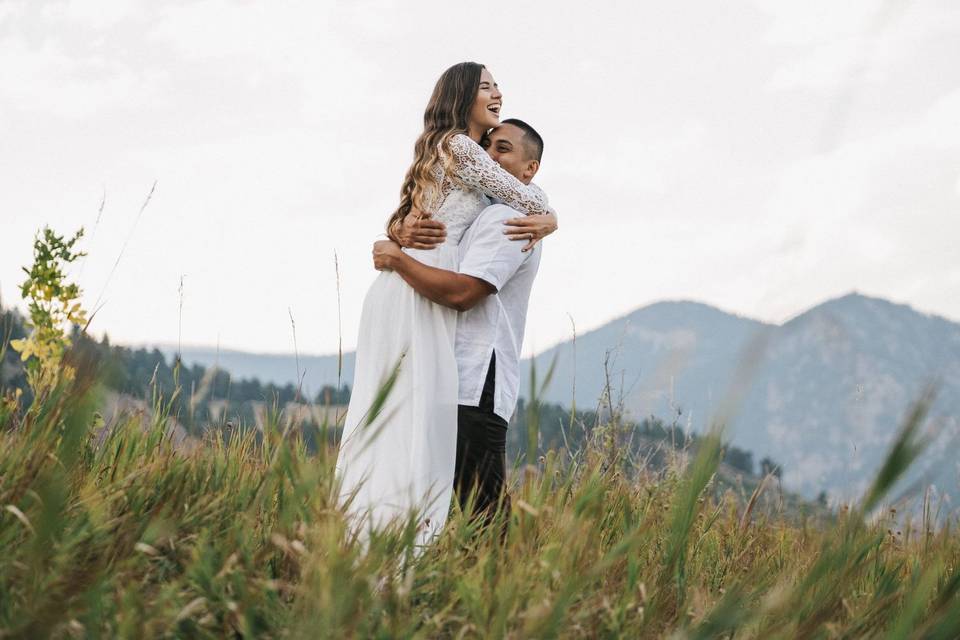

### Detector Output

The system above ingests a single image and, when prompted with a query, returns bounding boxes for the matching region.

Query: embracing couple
[335,62,558,551]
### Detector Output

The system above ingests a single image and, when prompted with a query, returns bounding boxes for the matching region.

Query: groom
[372,119,552,534]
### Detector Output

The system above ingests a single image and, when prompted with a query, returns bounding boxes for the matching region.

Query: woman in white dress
[335,62,557,550]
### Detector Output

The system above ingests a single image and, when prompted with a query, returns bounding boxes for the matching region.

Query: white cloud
[51,0,134,30]
[747,83,960,322]
[0,31,166,121]
[754,0,886,45]
[761,0,960,92]
[768,35,876,91]
[150,1,317,61]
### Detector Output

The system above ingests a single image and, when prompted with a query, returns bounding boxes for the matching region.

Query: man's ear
[523,159,540,182]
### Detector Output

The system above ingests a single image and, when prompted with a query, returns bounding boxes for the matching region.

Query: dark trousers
[454,352,511,537]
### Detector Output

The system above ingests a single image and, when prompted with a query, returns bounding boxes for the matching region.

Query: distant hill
[523,293,960,503]
[161,346,356,400]
[165,292,960,504]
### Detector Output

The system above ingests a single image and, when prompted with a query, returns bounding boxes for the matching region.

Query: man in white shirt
[372,119,553,533]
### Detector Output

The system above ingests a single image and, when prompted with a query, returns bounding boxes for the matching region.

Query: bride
[335,61,557,550]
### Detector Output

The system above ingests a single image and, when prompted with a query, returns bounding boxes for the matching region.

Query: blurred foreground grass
[1,357,958,638]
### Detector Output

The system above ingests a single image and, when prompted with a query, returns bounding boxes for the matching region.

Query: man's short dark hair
[500,118,544,163]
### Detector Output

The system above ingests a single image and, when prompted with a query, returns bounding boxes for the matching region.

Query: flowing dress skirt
[335,243,459,550]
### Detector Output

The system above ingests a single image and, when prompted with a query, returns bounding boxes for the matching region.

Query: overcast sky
[2,0,958,355]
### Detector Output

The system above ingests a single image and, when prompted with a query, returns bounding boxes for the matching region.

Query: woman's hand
[392,207,447,249]
[503,211,558,252]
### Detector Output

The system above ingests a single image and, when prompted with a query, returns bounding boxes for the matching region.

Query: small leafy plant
[10,226,87,396]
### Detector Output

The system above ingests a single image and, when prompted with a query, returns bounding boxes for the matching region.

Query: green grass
[1,357,959,639]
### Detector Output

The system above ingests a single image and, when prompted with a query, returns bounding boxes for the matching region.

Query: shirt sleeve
[458,205,531,292]
[448,134,554,216]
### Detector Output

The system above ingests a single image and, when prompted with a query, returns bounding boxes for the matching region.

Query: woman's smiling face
[468,68,502,134]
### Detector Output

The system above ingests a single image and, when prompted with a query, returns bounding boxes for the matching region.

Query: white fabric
[336,134,550,551]
[456,204,542,421]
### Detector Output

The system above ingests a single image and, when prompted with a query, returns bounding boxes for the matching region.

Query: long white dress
[335,133,552,550]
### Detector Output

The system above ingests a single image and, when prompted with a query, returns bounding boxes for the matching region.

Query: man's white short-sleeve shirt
[456,204,542,421]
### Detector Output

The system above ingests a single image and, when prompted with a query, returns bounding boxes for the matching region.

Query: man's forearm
[388,252,492,312]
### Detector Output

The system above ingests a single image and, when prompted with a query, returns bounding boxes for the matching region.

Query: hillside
[167,292,960,504]
[524,293,960,503]
[161,346,357,401]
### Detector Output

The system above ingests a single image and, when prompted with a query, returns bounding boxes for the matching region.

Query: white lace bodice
[424,133,553,243]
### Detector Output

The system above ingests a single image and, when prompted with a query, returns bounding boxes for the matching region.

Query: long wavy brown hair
[387,62,485,234]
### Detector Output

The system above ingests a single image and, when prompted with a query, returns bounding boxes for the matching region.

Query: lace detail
[447,134,552,215]
[424,133,553,244]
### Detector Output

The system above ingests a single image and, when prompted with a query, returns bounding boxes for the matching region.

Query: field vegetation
[1,228,958,638]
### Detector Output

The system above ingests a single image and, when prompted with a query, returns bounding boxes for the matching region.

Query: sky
[2,0,958,356]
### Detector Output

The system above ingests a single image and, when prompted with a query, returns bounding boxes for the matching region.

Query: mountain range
[166,292,960,505]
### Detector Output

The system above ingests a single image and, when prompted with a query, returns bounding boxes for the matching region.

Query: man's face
[481,124,538,185]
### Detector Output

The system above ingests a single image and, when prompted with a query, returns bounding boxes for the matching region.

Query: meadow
[1,229,959,638]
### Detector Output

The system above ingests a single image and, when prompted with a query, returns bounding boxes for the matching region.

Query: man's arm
[373,241,494,312]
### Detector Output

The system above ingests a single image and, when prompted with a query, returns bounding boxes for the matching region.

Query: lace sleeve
[447,134,554,216]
